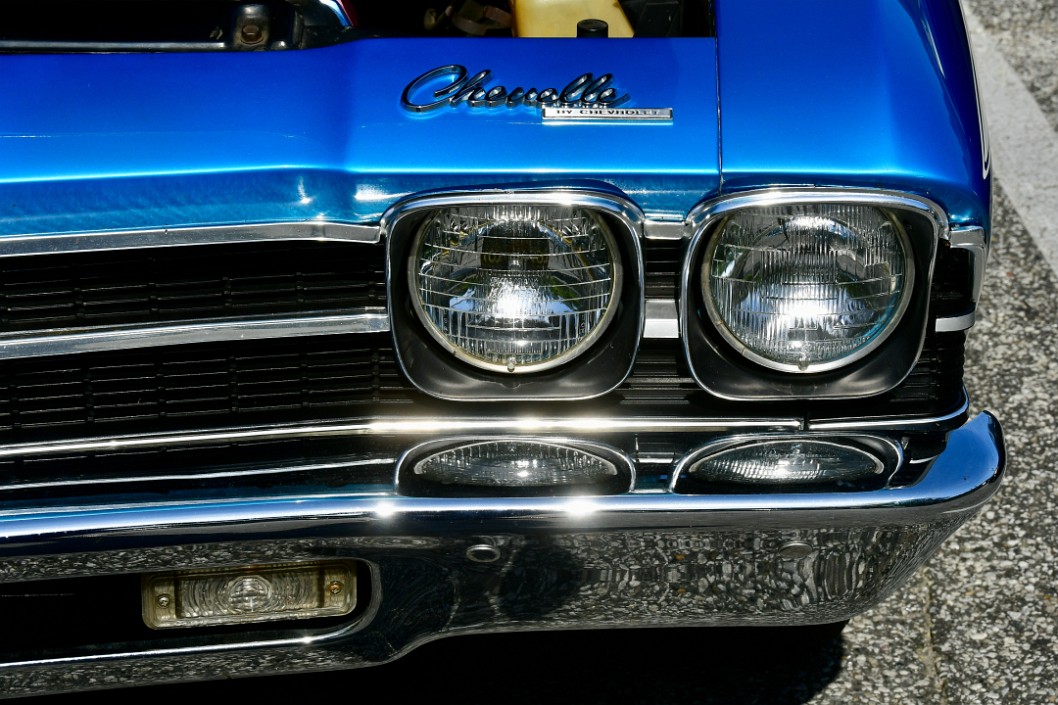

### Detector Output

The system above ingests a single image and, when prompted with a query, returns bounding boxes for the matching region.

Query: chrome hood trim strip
[0,310,389,360]
[0,222,381,257]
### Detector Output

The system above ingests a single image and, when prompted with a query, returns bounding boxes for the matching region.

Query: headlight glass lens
[702,204,913,372]
[411,205,621,373]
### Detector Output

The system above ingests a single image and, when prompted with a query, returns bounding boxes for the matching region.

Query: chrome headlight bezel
[680,189,943,401]
[384,187,644,402]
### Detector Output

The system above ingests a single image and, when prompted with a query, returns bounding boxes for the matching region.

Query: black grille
[643,239,683,299]
[0,241,386,332]
[0,331,965,445]
[930,244,974,319]
[0,334,413,437]
[0,235,968,456]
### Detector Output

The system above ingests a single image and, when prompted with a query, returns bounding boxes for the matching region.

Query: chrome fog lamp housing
[410,205,621,373]
[702,204,914,373]
[397,437,634,497]
[672,435,902,493]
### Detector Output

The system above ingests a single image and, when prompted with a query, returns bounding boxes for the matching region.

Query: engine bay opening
[0,0,715,52]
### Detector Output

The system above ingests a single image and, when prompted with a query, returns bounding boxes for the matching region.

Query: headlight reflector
[702,204,913,372]
[410,205,621,373]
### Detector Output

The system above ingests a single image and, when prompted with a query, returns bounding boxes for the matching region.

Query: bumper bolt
[466,544,502,563]
[778,541,814,560]
[240,24,264,44]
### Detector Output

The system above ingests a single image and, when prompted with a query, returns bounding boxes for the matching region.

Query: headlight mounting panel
[680,189,943,400]
[384,187,645,401]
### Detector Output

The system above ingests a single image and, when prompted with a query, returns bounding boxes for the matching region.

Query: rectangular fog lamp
[142,561,356,629]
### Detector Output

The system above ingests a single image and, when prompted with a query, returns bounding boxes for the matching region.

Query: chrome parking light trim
[0,310,389,360]
[0,416,804,460]
[0,222,381,257]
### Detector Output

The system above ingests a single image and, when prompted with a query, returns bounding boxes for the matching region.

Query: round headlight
[410,205,621,373]
[701,204,913,373]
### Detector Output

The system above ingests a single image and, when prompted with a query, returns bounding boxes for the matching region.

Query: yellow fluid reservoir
[511,0,634,38]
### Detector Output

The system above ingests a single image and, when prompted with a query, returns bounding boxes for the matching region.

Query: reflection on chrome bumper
[0,413,1003,695]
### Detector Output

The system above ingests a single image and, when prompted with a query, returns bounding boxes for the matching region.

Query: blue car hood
[0,0,990,236]
[0,38,720,235]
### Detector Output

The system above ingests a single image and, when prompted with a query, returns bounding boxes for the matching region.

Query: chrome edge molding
[317,0,353,26]
[0,40,229,51]
[0,222,381,258]
[0,310,389,361]
[936,225,988,332]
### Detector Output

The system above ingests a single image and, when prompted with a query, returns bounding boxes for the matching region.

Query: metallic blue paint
[0,39,719,236]
[714,0,990,227]
[0,2,990,235]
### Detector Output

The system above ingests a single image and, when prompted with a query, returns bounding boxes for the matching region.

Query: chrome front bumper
[0,412,1003,695]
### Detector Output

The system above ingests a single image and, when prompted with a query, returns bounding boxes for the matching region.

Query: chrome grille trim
[808,391,969,431]
[0,310,389,360]
[0,458,395,494]
[0,221,381,258]
[0,416,804,460]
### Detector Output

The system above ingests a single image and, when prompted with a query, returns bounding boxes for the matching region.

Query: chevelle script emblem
[401,64,673,122]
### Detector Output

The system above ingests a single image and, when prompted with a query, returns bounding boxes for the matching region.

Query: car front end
[0,0,1003,694]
